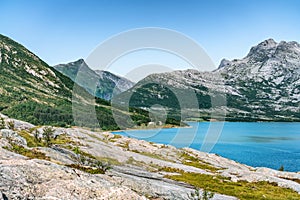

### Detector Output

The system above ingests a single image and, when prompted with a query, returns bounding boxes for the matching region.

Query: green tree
[42,126,55,147]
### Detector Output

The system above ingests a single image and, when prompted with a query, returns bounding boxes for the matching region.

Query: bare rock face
[0,148,145,200]
[0,129,27,146]
[116,39,300,121]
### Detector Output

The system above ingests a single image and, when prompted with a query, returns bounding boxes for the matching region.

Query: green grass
[165,172,300,200]
[18,130,45,147]
[18,130,76,147]
[158,166,184,174]
[3,144,49,160]
[180,152,220,172]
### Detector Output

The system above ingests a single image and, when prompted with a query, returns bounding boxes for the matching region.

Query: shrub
[0,117,5,129]
[33,130,41,143]
[94,160,111,172]
[7,120,15,130]
[188,188,214,200]
[42,126,55,147]
[279,165,284,171]
[3,144,49,160]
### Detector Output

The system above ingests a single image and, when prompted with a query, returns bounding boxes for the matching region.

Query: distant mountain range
[54,59,134,100]
[115,39,300,122]
[1,33,300,124]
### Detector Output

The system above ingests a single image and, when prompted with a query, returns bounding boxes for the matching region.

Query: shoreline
[110,121,300,173]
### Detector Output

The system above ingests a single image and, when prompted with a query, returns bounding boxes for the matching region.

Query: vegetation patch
[158,166,184,174]
[180,152,220,172]
[18,128,76,148]
[108,134,122,142]
[117,140,130,150]
[66,164,106,174]
[3,144,49,160]
[72,146,96,159]
[165,172,300,200]
[95,156,121,166]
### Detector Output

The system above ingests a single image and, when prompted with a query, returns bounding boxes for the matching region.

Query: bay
[114,122,300,172]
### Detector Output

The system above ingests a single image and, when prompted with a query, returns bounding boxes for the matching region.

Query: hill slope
[0,34,151,129]
[0,34,77,126]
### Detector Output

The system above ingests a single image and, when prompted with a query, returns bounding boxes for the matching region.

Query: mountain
[115,39,300,122]
[54,59,134,100]
[0,34,76,126]
[0,34,158,129]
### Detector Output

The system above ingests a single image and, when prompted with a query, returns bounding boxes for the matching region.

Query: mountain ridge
[54,59,134,100]
[0,34,162,130]
[115,38,300,122]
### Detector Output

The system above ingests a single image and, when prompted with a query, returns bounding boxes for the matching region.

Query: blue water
[114,122,300,172]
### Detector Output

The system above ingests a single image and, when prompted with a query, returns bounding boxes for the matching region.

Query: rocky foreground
[0,113,300,200]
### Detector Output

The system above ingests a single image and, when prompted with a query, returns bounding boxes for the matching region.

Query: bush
[3,144,49,160]
[7,120,15,130]
[94,160,111,172]
[0,117,5,129]
[33,130,41,143]
[279,165,284,171]
[42,126,55,147]
[189,188,214,200]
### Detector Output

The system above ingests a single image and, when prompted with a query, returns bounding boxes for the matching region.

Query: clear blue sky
[1,0,300,68]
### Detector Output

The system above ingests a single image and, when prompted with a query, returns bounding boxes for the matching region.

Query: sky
[1,0,300,78]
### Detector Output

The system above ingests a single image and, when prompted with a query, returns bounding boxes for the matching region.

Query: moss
[165,172,300,200]
[3,144,49,160]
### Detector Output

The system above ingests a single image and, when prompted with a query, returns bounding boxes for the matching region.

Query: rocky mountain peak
[259,38,277,48]
[54,59,135,100]
[218,59,232,69]
[246,38,278,59]
[70,58,85,65]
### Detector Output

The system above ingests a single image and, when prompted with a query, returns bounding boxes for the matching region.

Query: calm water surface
[114,122,300,172]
